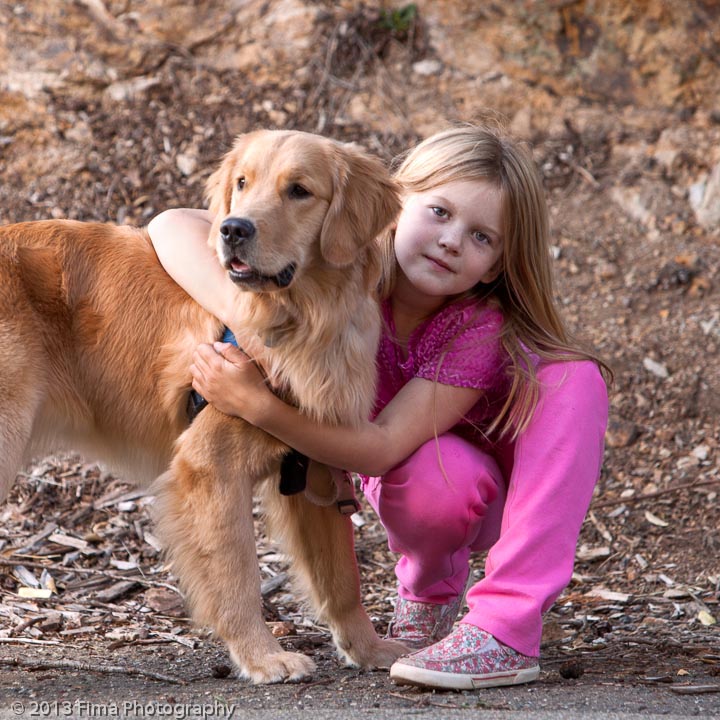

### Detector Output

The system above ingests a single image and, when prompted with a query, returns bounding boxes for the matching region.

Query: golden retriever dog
[0,129,406,683]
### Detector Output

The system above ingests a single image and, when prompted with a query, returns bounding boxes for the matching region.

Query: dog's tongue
[230,260,251,273]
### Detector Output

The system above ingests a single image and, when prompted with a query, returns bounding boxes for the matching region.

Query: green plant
[379,4,417,34]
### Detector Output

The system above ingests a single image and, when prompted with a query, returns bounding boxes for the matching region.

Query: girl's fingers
[213,341,249,363]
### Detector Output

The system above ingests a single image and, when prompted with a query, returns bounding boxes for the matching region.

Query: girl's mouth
[424,255,454,272]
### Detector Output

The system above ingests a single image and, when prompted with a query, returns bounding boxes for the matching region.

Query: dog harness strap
[279,449,309,495]
[336,472,361,515]
[186,390,208,421]
[187,327,237,423]
[186,327,310,496]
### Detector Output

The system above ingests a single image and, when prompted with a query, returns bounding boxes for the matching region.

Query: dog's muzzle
[220,217,297,289]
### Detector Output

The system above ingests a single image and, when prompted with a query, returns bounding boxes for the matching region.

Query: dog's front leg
[263,466,408,670]
[153,409,315,684]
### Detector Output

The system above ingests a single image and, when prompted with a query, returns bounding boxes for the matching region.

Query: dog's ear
[205,135,251,246]
[205,134,255,218]
[320,144,401,267]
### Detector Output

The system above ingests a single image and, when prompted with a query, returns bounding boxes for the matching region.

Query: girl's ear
[320,143,401,266]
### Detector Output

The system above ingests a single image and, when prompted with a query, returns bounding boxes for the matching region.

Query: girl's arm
[190,342,484,477]
[148,209,237,326]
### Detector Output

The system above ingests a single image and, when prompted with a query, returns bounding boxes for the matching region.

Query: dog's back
[0,220,220,497]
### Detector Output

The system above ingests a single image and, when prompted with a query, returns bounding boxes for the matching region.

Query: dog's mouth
[227,258,297,289]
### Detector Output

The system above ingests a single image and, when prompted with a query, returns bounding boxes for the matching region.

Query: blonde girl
[149,125,609,690]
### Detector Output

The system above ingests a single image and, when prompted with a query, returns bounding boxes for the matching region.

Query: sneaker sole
[390,662,540,690]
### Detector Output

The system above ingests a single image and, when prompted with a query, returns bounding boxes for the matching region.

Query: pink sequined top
[374,297,511,448]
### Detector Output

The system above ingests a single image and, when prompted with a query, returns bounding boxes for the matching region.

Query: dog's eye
[289,184,311,199]
[236,177,246,191]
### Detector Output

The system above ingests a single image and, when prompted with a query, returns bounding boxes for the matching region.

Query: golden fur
[0,129,404,683]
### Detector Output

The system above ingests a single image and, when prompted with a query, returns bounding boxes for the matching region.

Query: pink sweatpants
[363,361,609,657]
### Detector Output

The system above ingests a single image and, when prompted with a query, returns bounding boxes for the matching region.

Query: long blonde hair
[378,124,611,439]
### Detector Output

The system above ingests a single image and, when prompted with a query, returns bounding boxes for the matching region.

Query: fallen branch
[592,478,720,509]
[0,656,185,684]
[670,685,720,695]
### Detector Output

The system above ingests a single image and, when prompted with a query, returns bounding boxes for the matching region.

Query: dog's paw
[233,649,316,685]
[339,637,409,670]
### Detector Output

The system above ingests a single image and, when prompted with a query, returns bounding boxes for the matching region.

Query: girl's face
[393,178,504,308]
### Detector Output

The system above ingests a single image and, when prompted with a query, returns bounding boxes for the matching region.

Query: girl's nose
[438,228,462,254]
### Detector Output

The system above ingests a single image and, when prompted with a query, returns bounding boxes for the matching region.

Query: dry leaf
[698,610,717,626]
[268,621,296,637]
[644,510,669,527]
[40,569,58,594]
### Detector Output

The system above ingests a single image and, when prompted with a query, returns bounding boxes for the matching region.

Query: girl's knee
[378,434,503,532]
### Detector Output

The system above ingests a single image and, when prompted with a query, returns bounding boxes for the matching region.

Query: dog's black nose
[220,218,256,245]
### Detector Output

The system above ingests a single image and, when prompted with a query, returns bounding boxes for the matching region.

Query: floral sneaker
[390,623,540,690]
[386,594,464,649]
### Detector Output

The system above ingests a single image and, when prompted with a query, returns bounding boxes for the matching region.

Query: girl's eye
[289,183,311,199]
[472,230,491,245]
[237,177,246,190]
[431,206,448,218]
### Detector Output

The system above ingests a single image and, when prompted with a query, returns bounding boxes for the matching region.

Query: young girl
[148,125,609,690]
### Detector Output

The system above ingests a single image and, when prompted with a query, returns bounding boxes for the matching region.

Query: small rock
[104,75,160,103]
[105,627,142,642]
[412,59,443,76]
[605,418,639,448]
[559,659,584,679]
[176,152,197,177]
[690,162,720,229]
[595,261,619,280]
[692,445,710,461]
[643,357,669,379]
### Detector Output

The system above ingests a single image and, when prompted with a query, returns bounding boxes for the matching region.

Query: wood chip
[577,545,611,561]
[47,532,92,552]
[143,587,185,617]
[18,588,53,599]
[94,581,141,603]
[585,588,632,603]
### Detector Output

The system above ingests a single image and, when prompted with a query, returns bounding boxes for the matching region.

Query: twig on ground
[0,656,185,684]
[0,638,61,646]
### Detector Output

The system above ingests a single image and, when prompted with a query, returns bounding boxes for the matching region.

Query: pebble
[643,357,669,379]
[412,59,443,76]
[605,418,639,448]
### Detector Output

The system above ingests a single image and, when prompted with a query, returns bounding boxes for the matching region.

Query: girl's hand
[190,342,269,418]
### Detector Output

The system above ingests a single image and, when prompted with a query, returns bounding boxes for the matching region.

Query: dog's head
[204,130,400,292]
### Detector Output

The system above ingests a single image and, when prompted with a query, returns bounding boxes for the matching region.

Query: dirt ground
[0,1,719,716]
